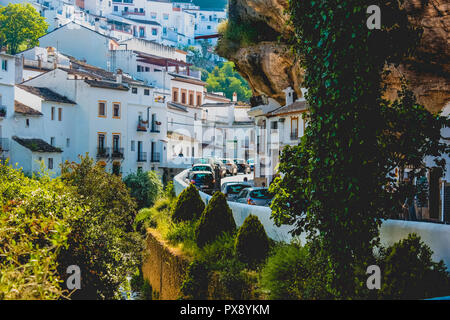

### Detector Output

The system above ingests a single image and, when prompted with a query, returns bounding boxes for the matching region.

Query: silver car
[234,187,273,206]
[221,182,253,201]
[220,158,237,175]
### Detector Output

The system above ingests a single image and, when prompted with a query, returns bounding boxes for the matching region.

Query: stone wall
[141,229,191,300]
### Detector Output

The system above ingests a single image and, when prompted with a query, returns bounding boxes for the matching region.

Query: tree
[0,3,48,54]
[195,192,236,247]
[0,163,83,300]
[59,154,144,299]
[205,61,252,102]
[235,215,270,269]
[270,0,450,298]
[172,183,205,222]
[123,170,163,209]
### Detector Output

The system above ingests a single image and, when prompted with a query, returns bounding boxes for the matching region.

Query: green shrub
[166,220,197,246]
[134,197,173,235]
[164,181,176,200]
[260,242,331,300]
[377,233,450,299]
[124,170,163,209]
[172,184,205,222]
[180,260,210,300]
[0,164,83,300]
[235,215,270,269]
[195,192,236,247]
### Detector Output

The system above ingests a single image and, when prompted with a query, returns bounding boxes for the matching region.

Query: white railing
[174,169,450,269]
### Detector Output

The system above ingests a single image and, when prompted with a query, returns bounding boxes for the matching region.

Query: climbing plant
[270,0,450,298]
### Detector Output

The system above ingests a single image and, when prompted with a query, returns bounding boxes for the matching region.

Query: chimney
[300,88,308,101]
[283,87,294,106]
[116,69,123,83]
[232,92,237,103]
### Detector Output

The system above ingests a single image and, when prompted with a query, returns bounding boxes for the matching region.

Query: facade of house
[249,87,309,186]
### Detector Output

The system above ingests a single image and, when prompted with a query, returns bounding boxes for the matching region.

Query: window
[172,88,179,103]
[48,158,53,170]
[58,108,62,121]
[144,89,150,96]
[98,133,106,149]
[291,117,299,139]
[189,91,194,106]
[145,67,150,72]
[50,137,55,146]
[194,113,197,121]
[132,87,138,94]
[131,140,135,151]
[207,25,212,30]
[137,65,141,72]
[113,6,118,12]
[151,12,157,19]
[139,27,145,38]
[181,90,187,104]
[66,138,70,148]
[112,134,120,152]
[98,101,106,117]
[1,60,7,71]
[196,93,202,106]
[163,13,169,20]
[26,119,30,127]
[51,107,55,120]
[152,28,158,36]
[113,103,120,118]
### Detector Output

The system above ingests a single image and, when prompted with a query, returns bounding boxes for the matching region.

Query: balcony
[0,138,9,152]
[111,147,125,159]
[150,152,160,163]
[290,130,299,140]
[137,119,148,132]
[97,147,110,159]
[137,152,147,162]
[0,106,6,119]
[151,121,161,133]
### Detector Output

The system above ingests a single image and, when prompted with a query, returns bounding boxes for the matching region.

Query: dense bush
[377,234,450,299]
[60,155,144,299]
[260,242,331,300]
[172,184,205,222]
[134,197,174,234]
[195,192,236,247]
[180,260,210,300]
[124,170,163,209]
[0,164,83,299]
[235,215,270,269]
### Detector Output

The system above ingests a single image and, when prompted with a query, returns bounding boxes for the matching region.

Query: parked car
[247,158,255,171]
[234,187,273,206]
[221,182,253,201]
[234,159,251,174]
[192,157,214,166]
[189,164,214,177]
[188,171,216,194]
[220,158,238,175]
[212,159,227,178]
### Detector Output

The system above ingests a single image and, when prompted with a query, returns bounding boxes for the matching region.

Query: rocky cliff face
[222,0,449,112]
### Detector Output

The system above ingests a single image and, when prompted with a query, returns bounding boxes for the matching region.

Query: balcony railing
[151,122,161,133]
[0,138,9,152]
[290,130,299,140]
[137,119,148,132]
[0,106,6,118]
[97,147,110,159]
[150,152,160,163]
[137,152,147,162]
[111,147,124,159]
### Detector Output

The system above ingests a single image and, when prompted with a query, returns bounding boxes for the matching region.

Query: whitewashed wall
[174,169,450,269]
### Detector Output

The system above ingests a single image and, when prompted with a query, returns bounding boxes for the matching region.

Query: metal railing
[150,152,161,163]
[111,147,124,159]
[137,152,147,162]
[0,106,6,118]
[137,120,148,132]
[97,147,110,159]
[151,122,161,133]
[290,130,299,140]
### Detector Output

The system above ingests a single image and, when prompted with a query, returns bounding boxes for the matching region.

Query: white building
[249,87,309,186]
